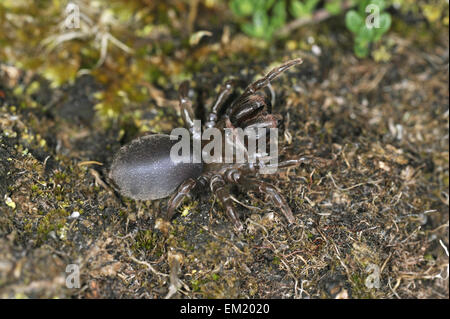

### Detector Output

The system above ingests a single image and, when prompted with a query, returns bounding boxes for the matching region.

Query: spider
[109,58,328,231]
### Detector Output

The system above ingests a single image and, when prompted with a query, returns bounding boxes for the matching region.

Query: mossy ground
[0,2,448,299]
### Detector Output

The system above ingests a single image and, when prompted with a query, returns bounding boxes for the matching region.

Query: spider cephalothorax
[110,58,328,231]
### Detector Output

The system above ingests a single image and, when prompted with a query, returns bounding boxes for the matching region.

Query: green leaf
[290,1,307,18]
[345,10,364,33]
[369,0,386,12]
[358,0,372,15]
[271,1,286,29]
[230,0,254,17]
[356,25,375,43]
[242,22,257,37]
[263,0,276,11]
[253,9,269,30]
[305,0,320,12]
[373,13,391,41]
[325,0,342,15]
[354,42,370,58]
[242,10,270,39]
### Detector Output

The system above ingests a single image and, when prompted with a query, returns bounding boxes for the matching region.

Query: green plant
[230,0,348,41]
[230,0,286,40]
[345,0,392,57]
[325,0,345,15]
[289,0,320,18]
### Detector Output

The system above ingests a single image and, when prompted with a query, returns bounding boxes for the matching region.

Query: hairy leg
[233,155,330,175]
[239,112,281,129]
[267,82,276,110]
[210,175,243,231]
[236,176,295,224]
[205,80,235,129]
[166,178,197,220]
[228,94,267,126]
[227,58,302,126]
[228,58,303,117]
[241,58,303,97]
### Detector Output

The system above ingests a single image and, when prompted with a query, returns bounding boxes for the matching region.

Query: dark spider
[109,58,328,231]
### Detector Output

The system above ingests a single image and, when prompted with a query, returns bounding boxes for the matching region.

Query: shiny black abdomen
[109,134,203,200]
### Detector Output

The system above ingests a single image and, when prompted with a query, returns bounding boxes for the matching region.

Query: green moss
[36,209,69,242]
[133,230,156,251]
[211,273,220,281]
[272,256,281,265]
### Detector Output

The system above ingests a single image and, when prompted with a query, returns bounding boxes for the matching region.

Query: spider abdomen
[109,134,203,200]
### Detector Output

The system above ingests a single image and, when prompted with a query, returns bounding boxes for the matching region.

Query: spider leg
[229,58,302,116]
[210,175,243,231]
[267,82,276,110]
[236,176,295,224]
[241,155,330,173]
[242,58,303,96]
[228,94,267,126]
[205,80,235,128]
[240,112,281,129]
[166,178,197,220]
[227,58,302,126]
[178,81,196,131]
